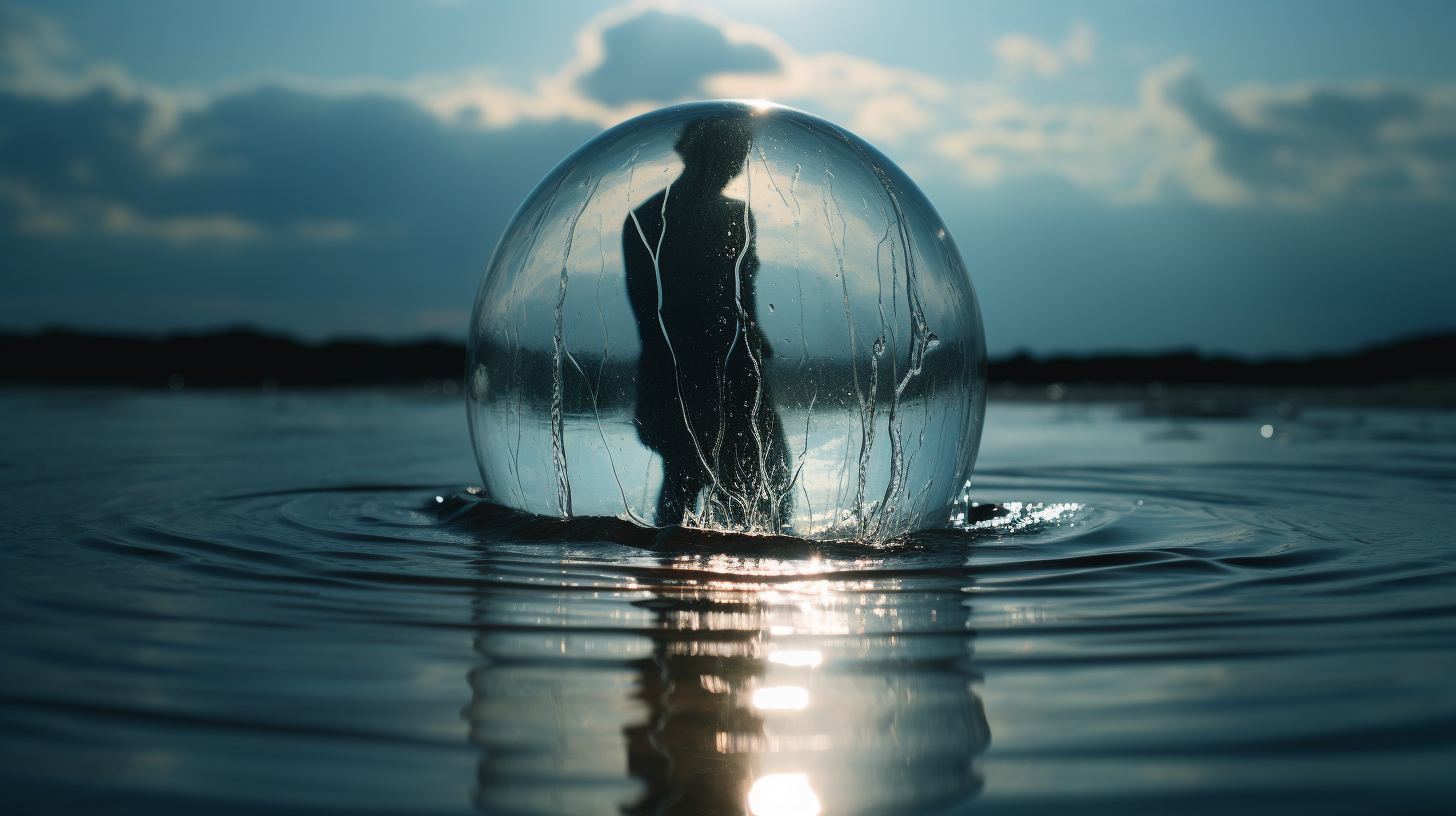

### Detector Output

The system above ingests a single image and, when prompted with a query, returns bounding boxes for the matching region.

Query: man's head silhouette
[674,115,753,191]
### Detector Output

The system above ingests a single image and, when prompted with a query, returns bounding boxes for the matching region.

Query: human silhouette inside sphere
[623,115,792,529]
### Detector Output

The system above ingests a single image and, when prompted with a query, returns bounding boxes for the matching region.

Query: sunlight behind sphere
[467,100,986,541]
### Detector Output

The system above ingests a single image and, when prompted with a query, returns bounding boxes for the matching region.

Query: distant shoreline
[2,329,1452,405]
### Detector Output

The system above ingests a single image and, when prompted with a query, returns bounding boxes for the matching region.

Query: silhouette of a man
[623,114,791,529]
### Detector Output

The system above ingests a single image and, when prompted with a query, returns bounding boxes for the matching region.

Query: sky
[1,0,1453,357]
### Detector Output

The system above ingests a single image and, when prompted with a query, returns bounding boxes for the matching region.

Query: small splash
[949,498,1084,531]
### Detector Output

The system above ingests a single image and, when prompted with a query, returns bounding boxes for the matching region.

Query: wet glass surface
[1,389,1454,814]
[467,102,985,540]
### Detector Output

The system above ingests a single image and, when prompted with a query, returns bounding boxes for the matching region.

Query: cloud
[0,66,590,243]
[933,59,1456,207]
[404,0,952,147]
[1,0,1452,265]
[424,2,1447,209]
[993,21,1096,79]
[4,191,265,245]
[0,9,601,334]
[1157,69,1456,206]
[0,1,1451,352]
[0,3,68,73]
[578,8,777,106]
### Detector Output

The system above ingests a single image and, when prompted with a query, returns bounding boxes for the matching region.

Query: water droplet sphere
[468,101,985,541]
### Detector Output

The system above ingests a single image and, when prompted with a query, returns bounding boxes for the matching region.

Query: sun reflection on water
[672,552,883,577]
[767,650,823,667]
[951,498,1084,530]
[748,774,821,816]
[752,686,811,710]
[467,544,990,815]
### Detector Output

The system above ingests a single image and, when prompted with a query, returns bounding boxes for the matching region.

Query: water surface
[1,389,1453,814]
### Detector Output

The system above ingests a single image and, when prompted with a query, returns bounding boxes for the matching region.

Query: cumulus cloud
[408,0,953,146]
[0,8,600,334]
[2,0,1453,265]
[408,1,1455,209]
[1,0,1452,347]
[993,21,1096,79]
[577,9,777,106]
[1158,70,1456,206]
[935,58,1456,207]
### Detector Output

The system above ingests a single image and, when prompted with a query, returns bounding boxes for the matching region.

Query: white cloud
[406,2,1455,208]
[90,204,264,244]
[398,0,954,148]
[933,57,1456,207]
[2,0,1453,217]
[0,176,265,245]
[1163,71,1456,207]
[993,21,1096,79]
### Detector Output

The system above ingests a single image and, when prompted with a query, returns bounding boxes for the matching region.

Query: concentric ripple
[2,392,1454,815]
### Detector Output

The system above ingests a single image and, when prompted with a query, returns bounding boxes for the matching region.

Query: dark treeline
[0,329,465,388]
[1,328,1452,389]
[992,333,1456,386]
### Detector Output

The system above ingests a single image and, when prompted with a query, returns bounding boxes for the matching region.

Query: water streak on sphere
[467,101,986,541]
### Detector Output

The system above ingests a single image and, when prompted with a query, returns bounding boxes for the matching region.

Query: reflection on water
[468,549,989,816]
[749,775,819,816]
[3,392,1456,814]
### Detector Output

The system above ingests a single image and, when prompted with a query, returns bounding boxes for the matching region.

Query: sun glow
[767,650,822,667]
[748,774,821,816]
[752,685,810,710]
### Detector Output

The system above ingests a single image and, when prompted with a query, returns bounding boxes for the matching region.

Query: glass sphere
[467,101,985,541]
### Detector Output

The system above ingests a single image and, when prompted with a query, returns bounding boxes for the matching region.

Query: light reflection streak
[753,686,810,710]
[466,546,989,815]
[672,552,875,577]
[949,499,1084,530]
[748,774,821,816]
[767,650,823,667]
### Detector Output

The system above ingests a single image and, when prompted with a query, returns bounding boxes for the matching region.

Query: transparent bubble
[468,101,985,541]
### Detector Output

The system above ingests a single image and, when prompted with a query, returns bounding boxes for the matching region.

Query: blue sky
[2,0,1453,356]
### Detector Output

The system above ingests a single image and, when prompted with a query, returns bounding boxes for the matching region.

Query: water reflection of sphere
[467,100,985,541]
[464,557,991,816]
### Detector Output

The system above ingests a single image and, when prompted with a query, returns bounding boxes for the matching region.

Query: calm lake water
[2,389,1453,815]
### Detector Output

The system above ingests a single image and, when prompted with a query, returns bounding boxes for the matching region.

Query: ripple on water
[4,397,1455,814]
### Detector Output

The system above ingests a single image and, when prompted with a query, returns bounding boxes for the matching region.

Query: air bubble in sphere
[467,101,985,542]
